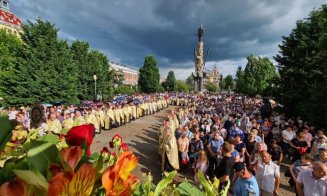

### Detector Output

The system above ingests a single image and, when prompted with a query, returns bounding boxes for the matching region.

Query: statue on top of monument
[195,25,205,42]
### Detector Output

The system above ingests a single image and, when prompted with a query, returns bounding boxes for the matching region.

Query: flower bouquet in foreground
[0,117,229,196]
[0,124,139,196]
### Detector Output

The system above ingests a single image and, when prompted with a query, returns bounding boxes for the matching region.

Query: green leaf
[176,182,204,196]
[25,128,38,144]
[90,152,100,161]
[36,134,59,145]
[26,141,58,176]
[0,114,13,151]
[13,170,48,191]
[219,180,230,196]
[197,171,215,195]
[0,158,29,184]
[60,128,69,134]
[153,170,177,196]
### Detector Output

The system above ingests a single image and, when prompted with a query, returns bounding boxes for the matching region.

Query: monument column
[193,25,205,92]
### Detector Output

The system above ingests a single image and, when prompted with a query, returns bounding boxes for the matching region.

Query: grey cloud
[11,0,326,77]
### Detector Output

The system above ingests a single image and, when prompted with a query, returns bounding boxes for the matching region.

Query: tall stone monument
[192,25,206,92]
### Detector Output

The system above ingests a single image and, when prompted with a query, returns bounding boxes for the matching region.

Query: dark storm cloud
[11,0,326,77]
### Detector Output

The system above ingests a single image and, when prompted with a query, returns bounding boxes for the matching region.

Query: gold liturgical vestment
[95,110,105,128]
[46,119,62,134]
[62,118,73,130]
[86,113,98,130]
[114,109,122,125]
[123,107,130,123]
[161,135,179,171]
[73,116,85,126]
[105,108,115,129]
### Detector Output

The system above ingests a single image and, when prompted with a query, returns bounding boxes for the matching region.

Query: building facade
[109,62,138,86]
[203,65,220,88]
[0,0,22,36]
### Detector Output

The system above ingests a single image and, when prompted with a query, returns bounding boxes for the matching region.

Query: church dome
[0,0,22,32]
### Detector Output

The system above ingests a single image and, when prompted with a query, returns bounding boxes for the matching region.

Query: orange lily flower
[0,177,26,196]
[48,163,96,196]
[102,151,139,196]
[60,146,83,171]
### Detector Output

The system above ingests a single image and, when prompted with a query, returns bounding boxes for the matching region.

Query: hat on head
[233,162,245,172]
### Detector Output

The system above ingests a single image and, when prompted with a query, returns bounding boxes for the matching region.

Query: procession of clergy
[9,94,189,136]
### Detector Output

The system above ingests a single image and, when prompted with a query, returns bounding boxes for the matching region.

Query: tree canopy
[0,29,22,99]
[138,55,160,93]
[224,75,234,90]
[1,20,79,105]
[71,40,112,101]
[234,55,277,96]
[205,82,217,92]
[185,75,194,91]
[274,5,327,128]
[176,80,189,92]
[162,71,176,91]
[0,19,113,106]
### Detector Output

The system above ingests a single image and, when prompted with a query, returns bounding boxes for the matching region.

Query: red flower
[60,146,83,171]
[111,134,122,147]
[59,134,63,140]
[119,143,128,152]
[109,142,114,149]
[64,124,94,156]
[0,178,26,196]
[101,147,110,155]
[49,163,63,178]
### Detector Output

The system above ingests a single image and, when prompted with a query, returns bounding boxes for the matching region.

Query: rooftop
[0,0,22,28]
[109,61,138,74]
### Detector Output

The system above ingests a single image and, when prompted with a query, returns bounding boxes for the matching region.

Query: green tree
[0,29,22,99]
[185,75,194,91]
[138,55,160,92]
[87,50,112,101]
[114,85,135,95]
[219,75,225,90]
[274,5,327,128]
[1,19,79,106]
[224,75,234,90]
[234,66,245,93]
[71,41,113,101]
[163,71,176,91]
[234,55,277,96]
[206,82,218,92]
[176,80,189,92]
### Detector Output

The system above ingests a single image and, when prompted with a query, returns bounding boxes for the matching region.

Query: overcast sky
[10,0,326,79]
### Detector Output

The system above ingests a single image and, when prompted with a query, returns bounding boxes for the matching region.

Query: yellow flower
[48,164,96,196]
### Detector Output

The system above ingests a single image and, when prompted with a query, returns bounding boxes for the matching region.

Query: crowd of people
[158,94,327,196]
[2,92,327,195]
[4,94,170,137]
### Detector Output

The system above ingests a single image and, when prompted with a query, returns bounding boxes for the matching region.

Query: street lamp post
[93,75,97,101]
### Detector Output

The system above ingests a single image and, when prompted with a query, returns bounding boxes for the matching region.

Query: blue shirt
[231,150,239,159]
[233,175,259,196]
[255,136,262,143]
[230,127,245,140]
[208,137,224,153]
